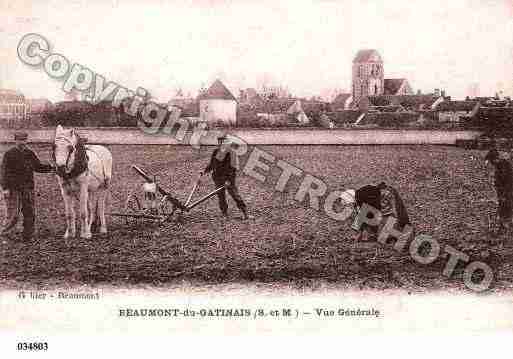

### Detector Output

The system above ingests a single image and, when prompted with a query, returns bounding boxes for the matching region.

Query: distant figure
[200,134,248,220]
[0,132,54,241]
[485,148,513,235]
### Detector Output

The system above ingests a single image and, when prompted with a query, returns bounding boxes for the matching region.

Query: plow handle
[186,185,227,211]
[185,176,201,207]
[131,165,153,183]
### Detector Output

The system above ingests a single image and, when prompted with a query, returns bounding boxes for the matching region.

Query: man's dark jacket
[204,149,236,182]
[0,146,53,190]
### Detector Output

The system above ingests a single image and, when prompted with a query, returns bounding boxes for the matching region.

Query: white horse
[53,125,112,239]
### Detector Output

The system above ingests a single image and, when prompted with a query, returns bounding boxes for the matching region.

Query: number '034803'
[17,342,48,351]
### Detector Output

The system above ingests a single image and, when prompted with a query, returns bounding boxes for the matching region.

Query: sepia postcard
[1,0,513,356]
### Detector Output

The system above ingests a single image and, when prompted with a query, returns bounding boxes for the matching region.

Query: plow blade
[106,212,165,220]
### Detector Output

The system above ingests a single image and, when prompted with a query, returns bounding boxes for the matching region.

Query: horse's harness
[53,135,107,187]
[53,136,79,177]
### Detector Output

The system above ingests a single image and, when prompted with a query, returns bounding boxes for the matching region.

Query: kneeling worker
[350,182,411,241]
[200,134,248,220]
[353,184,382,241]
[377,181,411,230]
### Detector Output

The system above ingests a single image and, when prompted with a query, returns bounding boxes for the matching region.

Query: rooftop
[368,95,440,109]
[198,79,236,101]
[384,79,407,95]
[353,49,382,63]
[436,100,478,112]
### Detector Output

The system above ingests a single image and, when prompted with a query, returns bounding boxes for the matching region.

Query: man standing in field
[200,134,249,220]
[0,132,54,241]
[485,148,513,235]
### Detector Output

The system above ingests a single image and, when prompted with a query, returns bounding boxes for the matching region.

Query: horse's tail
[103,153,112,189]
[88,195,100,231]
[103,175,111,189]
[97,165,110,189]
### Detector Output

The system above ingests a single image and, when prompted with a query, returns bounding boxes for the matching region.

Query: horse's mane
[75,134,88,162]
[69,133,88,179]
[55,130,89,180]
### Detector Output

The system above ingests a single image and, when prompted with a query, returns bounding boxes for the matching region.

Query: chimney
[417,89,422,95]
[434,88,440,97]
[441,90,446,98]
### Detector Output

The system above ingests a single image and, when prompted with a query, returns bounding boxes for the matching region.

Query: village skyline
[1,0,512,103]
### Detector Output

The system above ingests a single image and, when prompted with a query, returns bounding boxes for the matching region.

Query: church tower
[352,49,384,104]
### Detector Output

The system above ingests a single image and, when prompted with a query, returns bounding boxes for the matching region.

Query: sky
[0,0,512,102]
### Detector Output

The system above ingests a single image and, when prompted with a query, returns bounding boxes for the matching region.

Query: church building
[351,49,414,105]
[352,49,385,102]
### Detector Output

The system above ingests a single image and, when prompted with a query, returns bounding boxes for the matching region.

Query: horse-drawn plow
[107,165,226,226]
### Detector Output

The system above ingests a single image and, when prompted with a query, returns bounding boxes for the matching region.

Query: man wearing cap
[200,134,248,220]
[485,148,513,235]
[0,132,54,240]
